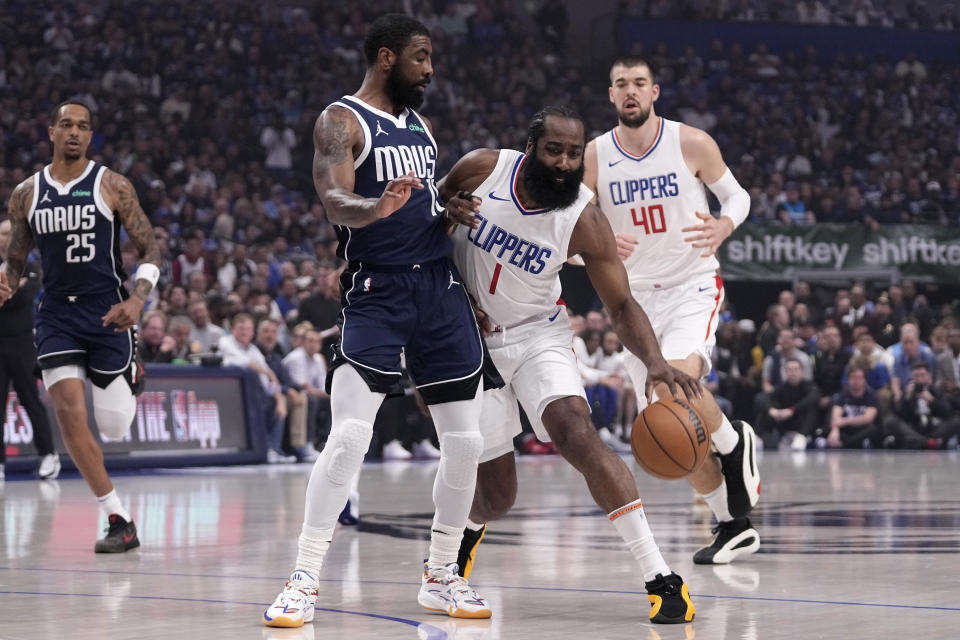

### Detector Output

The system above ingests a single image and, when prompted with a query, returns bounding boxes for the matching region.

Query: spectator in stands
[172,227,212,286]
[275,276,299,318]
[844,332,891,393]
[827,364,881,448]
[814,325,849,415]
[935,325,960,404]
[218,313,291,463]
[712,320,759,421]
[167,315,196,362]
[870,293,898,348]
[762,328,813,393]
[260,114,297,183]
[218,244,256,292]
[889,323,937,403]
[883,361,960,449]
[255,318,308,461]
[760,358,820,450]
[188,298,226,353]
[164,284,189,317]
[282,328,331,462]
[776,183,807,224]
[139,310,174,363]
[757,303,790,355]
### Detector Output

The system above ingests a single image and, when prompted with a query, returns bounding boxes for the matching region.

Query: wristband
[135,263,160,289]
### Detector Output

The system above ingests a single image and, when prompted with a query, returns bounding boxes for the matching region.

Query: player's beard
[617,103,651,128]
[386,65,427,110]
[522,153,584,211]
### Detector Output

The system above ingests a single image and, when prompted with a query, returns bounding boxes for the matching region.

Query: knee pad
[92,376,137,441]
[325,419,372,485]
[438,432,484,490]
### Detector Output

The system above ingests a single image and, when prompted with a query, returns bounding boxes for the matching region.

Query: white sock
[608,499,670,583]
[428,517,463,568]
[295,524,334,582]
[96,489,132,522]
[703,481,733,522]
[711,415,739,455]
[466,518,485,532]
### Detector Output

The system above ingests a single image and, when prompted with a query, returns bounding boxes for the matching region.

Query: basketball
[631,398,711,480]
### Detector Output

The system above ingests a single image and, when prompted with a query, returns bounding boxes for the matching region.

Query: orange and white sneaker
[263,570,319,628]
[418,561,492,619]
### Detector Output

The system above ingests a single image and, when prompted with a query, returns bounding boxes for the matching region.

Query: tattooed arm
[0,177,36,305]
[102,170,161,301]
[313,106,423,228]
[99,170,159,331]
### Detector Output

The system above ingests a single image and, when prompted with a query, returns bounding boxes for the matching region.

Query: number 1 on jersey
[630,204,666,235]
[489,263,502,294]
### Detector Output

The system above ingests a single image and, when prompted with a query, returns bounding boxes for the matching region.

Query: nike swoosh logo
[487,192,510,201]
[608,159,625,167]
[123,530,136,543]
[548,308,562,322]
[698,286,711,292]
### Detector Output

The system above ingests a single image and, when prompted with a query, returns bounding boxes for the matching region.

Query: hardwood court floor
[1,450,958,639]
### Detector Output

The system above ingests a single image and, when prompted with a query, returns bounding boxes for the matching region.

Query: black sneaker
[719,420,760,518]
[94,514,141,553]
[455,524,486,579]
[644,572,695,624]
[693,517,760,565]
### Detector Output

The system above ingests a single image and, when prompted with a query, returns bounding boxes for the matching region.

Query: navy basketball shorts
[35,290,135,387]
[328,257,486,404]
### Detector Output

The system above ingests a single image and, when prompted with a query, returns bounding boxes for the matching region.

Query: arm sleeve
[706,168,750,229]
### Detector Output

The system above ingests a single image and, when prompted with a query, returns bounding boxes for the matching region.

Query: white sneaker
[267,449,297,464]
[413,438,441,459]
[598,427,632,454]
[790,432,808,451]
[383,439,412,460]
[263,570,319,628]
[38,453,61,479]
[297,442,320,463]
[418,561,492,619]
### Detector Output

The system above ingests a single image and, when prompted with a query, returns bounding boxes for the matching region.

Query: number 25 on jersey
[66,232,96,263]
[631,204,666,235]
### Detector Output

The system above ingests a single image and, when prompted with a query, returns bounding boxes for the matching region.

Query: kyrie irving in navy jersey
[263,14,494,628]
[0,101,161,553]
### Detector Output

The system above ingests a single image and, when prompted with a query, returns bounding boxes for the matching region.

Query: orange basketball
[631,397,711,480]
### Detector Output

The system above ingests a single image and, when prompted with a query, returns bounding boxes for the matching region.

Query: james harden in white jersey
[441,106,702,624]
[584,56,761,567]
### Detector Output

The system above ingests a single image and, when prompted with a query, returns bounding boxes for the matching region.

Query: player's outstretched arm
[436,148,499,229]
[313,107,421,228]
[0,177,36,305]
[571,203,702,402]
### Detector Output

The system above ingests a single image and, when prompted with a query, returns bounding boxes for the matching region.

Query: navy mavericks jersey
[330,95,448,266]
[27,161,126,297]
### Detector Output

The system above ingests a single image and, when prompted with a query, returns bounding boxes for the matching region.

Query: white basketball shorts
[479,306,587,462]
[622,274,725,410]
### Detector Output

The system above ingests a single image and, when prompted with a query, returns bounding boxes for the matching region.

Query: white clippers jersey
[451,149,592,328]
[595,117,718,292]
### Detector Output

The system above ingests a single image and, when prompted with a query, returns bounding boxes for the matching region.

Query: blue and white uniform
[28,160,135,384]
[327,96,485,403]
[451,149,593,458]
[595,118,725,407]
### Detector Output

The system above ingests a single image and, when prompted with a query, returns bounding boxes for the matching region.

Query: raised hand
[374,171,424,220]
[682,211,734,257]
